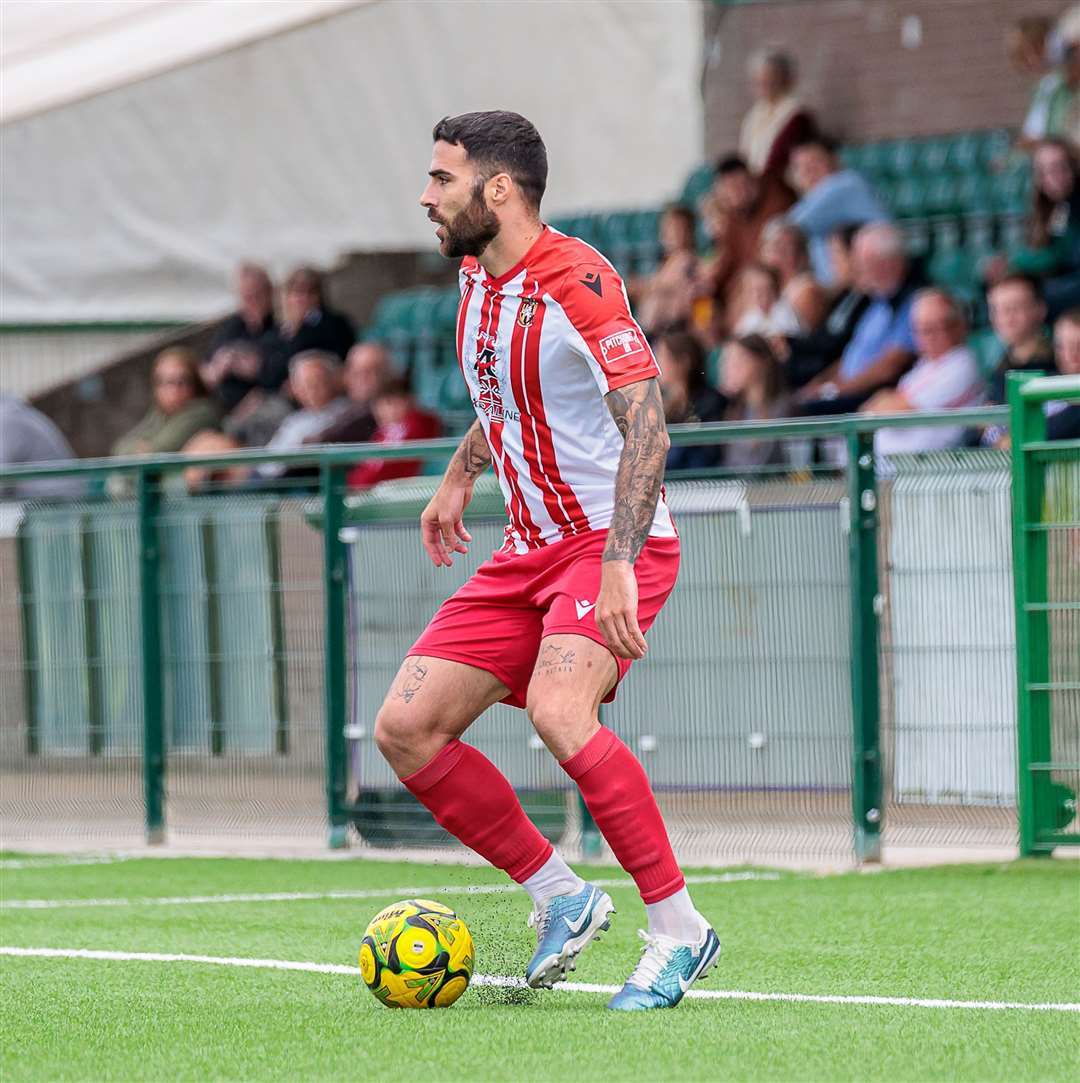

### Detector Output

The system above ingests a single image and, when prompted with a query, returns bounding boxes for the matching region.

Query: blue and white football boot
[525,882,615,989]
[606,924,722,1010]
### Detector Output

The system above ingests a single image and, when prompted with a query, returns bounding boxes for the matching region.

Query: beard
[438,181,500,258]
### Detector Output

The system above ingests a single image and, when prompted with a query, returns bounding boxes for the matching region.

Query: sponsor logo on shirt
[599,328,645,363]
[473,343,519,423]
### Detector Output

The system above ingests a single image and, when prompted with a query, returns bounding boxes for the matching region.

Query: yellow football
[359,898,475,1009]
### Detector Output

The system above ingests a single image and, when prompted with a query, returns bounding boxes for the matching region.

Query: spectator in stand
[755,220,829,336]
[201,263,280,411]
[260,266,355,386]
[257,351,353,477]
[980,274,1056,448]
[631,205,700,335]
[992,140,1080,318]
[697,155,793,336]
[0,394,83,500]
[772,226,871,389]
[113,347,222,458]
[864,289,985,457]
[180,430,251,493]
[657,330,725,472]
[730,263,784,335]
[717,334,792,468]
[1048,307,1080,440]
[798,222,921,413]
[738,50,816,184]
[309,342,395,445]
[347,377,442,490]
[1009,15,1062,149]
[787,135,889,287]
[986,274,1056,404]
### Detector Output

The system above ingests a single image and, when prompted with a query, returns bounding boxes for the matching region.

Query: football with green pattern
[359,898,475,1008]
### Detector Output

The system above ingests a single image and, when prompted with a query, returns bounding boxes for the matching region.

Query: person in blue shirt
[787,135,890,288]
[796,222,921,415]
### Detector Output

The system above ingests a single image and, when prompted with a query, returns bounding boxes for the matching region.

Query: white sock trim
[521,850,585,908]
[644,886,707,943]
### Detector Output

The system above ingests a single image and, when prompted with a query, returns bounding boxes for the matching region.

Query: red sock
[561,727,684,904]
[402,739,552,883]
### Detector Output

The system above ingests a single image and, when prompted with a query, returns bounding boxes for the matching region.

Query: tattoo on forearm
[449,421,492,481]
[393,659,429,704]
[537,643,577,675]
[603,378,669,565]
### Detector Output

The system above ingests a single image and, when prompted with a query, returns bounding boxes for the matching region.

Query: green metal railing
[1008,372,1080,855]
[2,405,1041,861]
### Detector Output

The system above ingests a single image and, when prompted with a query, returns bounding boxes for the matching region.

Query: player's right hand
[420,483,474,567]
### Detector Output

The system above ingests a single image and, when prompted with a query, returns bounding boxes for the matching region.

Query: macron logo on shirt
[599,328,645,363]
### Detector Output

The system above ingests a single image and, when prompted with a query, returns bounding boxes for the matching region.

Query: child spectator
[657,330,726,472]
[347,377,442,490]
[631,205,700,335]
[717,334,791,469]
[1048,307,1080,440]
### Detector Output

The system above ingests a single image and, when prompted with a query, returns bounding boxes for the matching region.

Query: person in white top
[862,289,985,457]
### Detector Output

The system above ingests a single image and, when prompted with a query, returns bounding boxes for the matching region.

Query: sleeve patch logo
[599,328,645,363]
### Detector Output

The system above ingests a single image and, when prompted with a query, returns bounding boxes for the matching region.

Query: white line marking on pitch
[0,872,777,910]
[2,947,1075,1013]
[0,856,124,870]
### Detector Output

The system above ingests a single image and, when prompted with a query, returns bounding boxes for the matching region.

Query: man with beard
[370,111,719,1012]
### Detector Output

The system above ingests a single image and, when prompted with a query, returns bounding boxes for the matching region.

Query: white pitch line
[0,871,777,910]
[2,947,1076,1014]
[0,856,125,871]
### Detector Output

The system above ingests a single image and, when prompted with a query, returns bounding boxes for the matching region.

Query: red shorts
[409,530,680,709]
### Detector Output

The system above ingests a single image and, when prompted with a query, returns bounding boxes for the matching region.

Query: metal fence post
[137,469,165,844]
[1008,372,1051,856]
[847,430,883,862]
[322,463,350,849]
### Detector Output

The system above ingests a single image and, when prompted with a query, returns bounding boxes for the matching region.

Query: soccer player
[373,111,719,1010]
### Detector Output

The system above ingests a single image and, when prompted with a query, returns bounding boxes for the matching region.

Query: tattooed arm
[596,377,670,660]
[420,420,492,567]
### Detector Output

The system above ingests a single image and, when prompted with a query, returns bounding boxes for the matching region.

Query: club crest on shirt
[517,298,539,327]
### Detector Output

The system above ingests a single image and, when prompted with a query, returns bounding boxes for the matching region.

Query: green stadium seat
[967,328,1005,380]
[890,177,928,220]
[928,247,980,301]
[882,139,920,178]
[918,137,952,176]
[946,133,982,174]
[680,163,715,208]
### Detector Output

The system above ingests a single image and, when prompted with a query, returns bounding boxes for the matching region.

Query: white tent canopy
[0,0,704,323]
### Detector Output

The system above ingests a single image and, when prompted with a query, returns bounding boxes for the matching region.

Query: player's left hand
[595,560,647,661]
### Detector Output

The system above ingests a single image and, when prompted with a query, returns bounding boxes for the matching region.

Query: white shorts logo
[599,328,645,363]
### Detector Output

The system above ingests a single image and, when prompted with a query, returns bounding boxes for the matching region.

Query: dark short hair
[376,374,412,400]
[989,273,1043,303]
[715,154,749,177]
[830,224,862,251]
[1057,306,1080,329]
[284,265,325,306]
[432,111,548,212]
[791,133,838,157]
[662,203,697,230]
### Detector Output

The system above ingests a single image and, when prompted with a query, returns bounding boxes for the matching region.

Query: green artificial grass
[1,856,1077,1081]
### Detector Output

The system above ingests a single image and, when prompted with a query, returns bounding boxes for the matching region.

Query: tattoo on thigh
[537,643,577,676]
[393,659,429,703]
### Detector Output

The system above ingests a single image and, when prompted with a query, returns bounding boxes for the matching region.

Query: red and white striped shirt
[455,227,677,553]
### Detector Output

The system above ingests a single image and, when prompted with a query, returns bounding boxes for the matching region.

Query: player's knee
[525,693,575,742]
[373,701,421,764]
